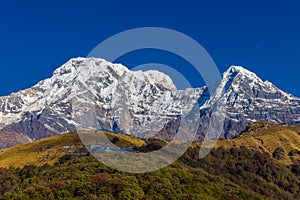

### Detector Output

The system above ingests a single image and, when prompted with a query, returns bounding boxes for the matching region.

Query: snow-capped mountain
[197,65,300,139]
[0,58,201,141]
[0,57,299,147]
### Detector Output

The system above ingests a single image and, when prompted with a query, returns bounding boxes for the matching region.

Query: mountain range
[0,57,299,148]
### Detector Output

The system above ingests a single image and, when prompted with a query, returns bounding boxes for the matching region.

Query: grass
[0,130,145,168]
[214,121,300,165]
[1,121,300,168]
[0,132,80,168]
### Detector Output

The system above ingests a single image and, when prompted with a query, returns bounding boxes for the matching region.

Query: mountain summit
[0,57,299,148]
[216,65,300,138]
[0,58,200,142]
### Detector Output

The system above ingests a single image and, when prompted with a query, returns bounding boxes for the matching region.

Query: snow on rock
[0,57,199,140]
[0,59,300,142]
[198,65,300,139]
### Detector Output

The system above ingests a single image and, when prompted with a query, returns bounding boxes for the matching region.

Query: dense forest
[0,142,300,199]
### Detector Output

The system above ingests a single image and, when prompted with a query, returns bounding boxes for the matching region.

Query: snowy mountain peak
[224,65,263,82]
[0,57,187,142]
[221,65,295,99]
[51,57,176,91]
[227,65,250,73]
[53,57,129,79]
[217,65,266,96]
[0,58,300,148]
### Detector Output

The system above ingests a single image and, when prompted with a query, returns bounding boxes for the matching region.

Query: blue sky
[0,0,299,96]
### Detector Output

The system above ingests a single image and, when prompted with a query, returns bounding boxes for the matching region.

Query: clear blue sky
[0,0,299,96]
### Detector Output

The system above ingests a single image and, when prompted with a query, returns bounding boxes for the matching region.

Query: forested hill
[0,122,300,199]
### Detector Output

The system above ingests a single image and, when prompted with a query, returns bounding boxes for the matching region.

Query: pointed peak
[227,65,255,75]
[223,65,263,82]
[228,65,247,72]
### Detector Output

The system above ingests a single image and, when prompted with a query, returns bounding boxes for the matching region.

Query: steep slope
[198,66,300,139]
[0,58,300,147]
[0,58,201,144]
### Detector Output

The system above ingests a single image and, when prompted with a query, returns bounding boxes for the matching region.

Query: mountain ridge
[0,57,300,148]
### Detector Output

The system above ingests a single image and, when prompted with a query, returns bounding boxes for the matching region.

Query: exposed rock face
[0,58,299,148]
[199,66,300,138]
[0,58,201,144]
[204,66,300,138]
[0,131,31,149]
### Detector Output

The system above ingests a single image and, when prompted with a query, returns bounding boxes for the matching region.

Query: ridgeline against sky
[0,1,299,96]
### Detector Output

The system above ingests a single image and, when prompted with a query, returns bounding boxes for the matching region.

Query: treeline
[0,143,300,199]
[182,146,300,199]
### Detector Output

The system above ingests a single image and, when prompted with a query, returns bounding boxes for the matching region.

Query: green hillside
[0,131,145,168]
[0,122,300,199]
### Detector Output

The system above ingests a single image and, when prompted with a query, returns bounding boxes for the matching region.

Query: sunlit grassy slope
[0,131,145,168]
[0,132,80,168]
[1,121,300,168]
[1,122,300,199]
[214,121,300,165]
